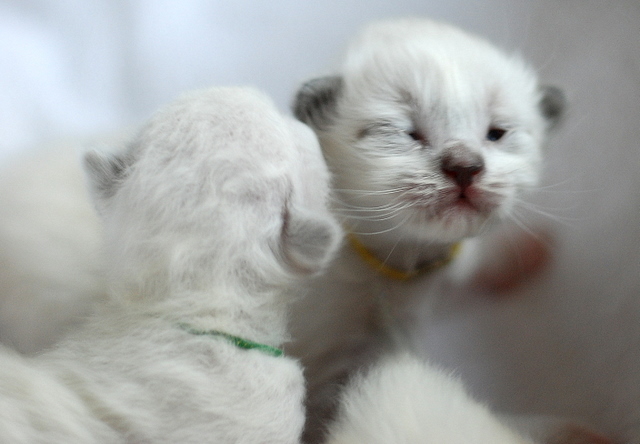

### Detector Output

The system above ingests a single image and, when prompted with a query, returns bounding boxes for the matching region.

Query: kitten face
[295,19,563,243]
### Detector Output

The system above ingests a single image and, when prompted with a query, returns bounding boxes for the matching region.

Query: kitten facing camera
[294,18,563,252]
[290,17,564,442]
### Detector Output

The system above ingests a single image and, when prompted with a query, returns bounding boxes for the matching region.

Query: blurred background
[0,0,639,441]
[0,0,596,160]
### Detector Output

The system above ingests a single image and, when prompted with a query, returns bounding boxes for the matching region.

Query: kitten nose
[440,146,485,189]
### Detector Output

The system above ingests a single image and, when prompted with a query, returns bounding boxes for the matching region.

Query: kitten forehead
[135,87,298,169]
[342,18,538,118]
[130,88,328,203]
[346,18,518,70]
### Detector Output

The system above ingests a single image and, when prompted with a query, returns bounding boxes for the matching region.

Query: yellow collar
[347,232,462,281]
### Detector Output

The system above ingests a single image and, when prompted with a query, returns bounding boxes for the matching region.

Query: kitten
[324,353,537,444]
[323,353,613,444]
[0,86,341,443]
[0,16,567,442]
[290,18,563,443]
[0,142,108,353]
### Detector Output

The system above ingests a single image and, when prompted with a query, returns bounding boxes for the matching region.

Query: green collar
[177,322,283,357]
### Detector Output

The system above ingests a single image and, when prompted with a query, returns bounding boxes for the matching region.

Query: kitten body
[0,143,107,353]
[0,86,341,443]
[290,18,562,442]
[324,353,536,444]
[323,353,613,444]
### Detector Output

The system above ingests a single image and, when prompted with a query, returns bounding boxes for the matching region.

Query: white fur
[0,86,341,443]
[0,17,561,443]
[0,17,572,444]
[289,18,560,442]
[324,353,535,444]
[0,143,107,353]
[0,9,634,444]
[322,352,613,444]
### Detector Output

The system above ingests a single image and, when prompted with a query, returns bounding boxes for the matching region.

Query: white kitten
[322,353,613,444]
[0,86,341,443]
[290,18,563,442]
[0,16,571,443]
[324,353,536,444]
[0,143,107,353]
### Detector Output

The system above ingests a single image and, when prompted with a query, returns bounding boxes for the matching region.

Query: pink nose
[440,147,485,189]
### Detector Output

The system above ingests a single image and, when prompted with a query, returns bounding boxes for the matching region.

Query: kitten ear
[292,76,343,130]
[280,206,342,275]
[539,85,566,130]
[83,149,133,210]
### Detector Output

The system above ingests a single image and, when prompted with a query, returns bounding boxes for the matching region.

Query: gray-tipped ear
[83,150,132,207]
[539,85,566,130]
[281,208,342,275]
[292,76,343,130]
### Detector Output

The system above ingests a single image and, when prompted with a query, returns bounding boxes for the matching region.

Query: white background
[0,0,639,441]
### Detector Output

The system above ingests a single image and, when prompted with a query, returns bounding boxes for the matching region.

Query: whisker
[349,213,412,236]
[477,213,497,234]
[330,198,407,213]
[339,212,406,222]
[532,178,597,193]
[333,187,406,196]
[507,211,541,240]
[382,233,406,266]
[511,197,582,226]
[340,205,414,222]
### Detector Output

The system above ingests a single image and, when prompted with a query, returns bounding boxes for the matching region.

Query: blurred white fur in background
[0,0,638,442]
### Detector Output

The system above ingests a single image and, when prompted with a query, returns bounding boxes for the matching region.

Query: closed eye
[407,129,428,145]
[486,127,507,142]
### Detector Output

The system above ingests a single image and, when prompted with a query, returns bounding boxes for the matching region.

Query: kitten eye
[407,129,427,144]
[486,127,507,142]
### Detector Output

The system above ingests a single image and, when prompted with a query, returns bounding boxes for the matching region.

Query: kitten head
[84,87,341,301]
[294,18,564,243]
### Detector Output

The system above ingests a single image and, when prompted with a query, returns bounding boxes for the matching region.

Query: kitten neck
[346,230,460,279]
[121,284,293,348]
[176,322,284,357]
[181,296,291,348]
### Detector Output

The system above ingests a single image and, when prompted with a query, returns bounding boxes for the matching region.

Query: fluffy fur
[322,352,613,444]
[0,143,108,353]
[0,86,341,443]
[324,353,536,444]
[0,16,571,444]
[289,18,563,442]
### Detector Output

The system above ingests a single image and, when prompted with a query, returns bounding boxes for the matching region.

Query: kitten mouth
[453,194,477,209]
[404,185,499,210]
[432,186,499,218]
[400,184,500,222]
[446,186,497,213]
[397,184,503,239]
